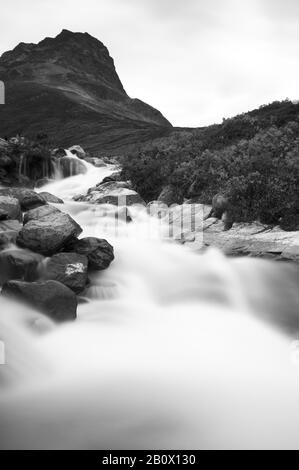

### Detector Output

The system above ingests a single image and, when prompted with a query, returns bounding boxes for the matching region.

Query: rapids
[0,160,299,449]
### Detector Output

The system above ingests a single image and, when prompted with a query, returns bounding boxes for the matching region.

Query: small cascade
[50,150,90,179]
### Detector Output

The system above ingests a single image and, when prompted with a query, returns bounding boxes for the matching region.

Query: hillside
[0,29,172,154]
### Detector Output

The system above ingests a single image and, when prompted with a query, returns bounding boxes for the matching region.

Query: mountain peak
[0,30,171,154]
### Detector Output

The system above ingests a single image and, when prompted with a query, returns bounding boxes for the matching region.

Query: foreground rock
[23,204,61,224]
[39,192,64,204]
[0,249,40,284]
[44,252,88,294]
[17,207,82,255]
[65,237,114,270]
[0,188,47,211]
[0,196,22,221]
[2,280,77,321]
[74,181,145,206]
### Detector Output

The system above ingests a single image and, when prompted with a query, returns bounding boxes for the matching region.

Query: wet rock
[23,204,61,225]
[0,249,40,284]
[0,188,47,211]
[100,171,122,184]
[68,145,86,159]
[39,192,64,204]
[44,252,88,294]
[0,196,22,221]
[64,237,114,270]
[17,208,82,255]
[74,182,145,206]
[2,280,77,322]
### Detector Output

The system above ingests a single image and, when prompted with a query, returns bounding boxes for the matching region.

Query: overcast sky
[0,0,298,127]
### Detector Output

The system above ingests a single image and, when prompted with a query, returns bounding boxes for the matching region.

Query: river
[0,158,299,449]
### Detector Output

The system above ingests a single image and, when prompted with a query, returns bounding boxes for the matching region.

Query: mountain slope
[0,29,172,154]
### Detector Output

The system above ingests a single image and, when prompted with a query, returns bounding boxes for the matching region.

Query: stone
[38,192,64,204]
[0,188,47,211]
[17,207,82,255]
[64,237,114,270]
[0,249,40,284]
[44,252,88,294]
[23,204,61,225]
[2,280,77,322]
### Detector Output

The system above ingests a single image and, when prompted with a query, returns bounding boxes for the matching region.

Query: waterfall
[1,161,299,449]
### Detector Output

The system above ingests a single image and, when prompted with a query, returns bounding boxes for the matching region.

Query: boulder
[23,204,61,225]
[0,196,22,221]
[100,171,122,184]
[0,188,47,211]
[44,252,88,294]
[17,208,82,255]
[64,237,114,270]
[39,192,64,204]
[68,145,86,159]
[74,182,145,206]
[0,249,40,284]
[2,280,77,322]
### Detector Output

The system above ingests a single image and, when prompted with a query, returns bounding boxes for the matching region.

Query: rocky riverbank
[0,185,114,322]
[168,204,299,263]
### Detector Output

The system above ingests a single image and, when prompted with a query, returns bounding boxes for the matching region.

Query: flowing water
[0,160,299,449]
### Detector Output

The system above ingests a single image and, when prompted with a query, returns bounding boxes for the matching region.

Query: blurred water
[0,161,299,449]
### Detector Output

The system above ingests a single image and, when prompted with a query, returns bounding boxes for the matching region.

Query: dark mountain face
[0,29,172,154]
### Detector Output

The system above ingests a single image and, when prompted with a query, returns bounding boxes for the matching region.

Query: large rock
[44,252,88,294]
[0,249,40,284]
[0,196,22,221]
[0,188,47,211]
[23,204,61,225]
[17,207,82,255]
[68,145,86,159]
[39,192,64,204]
[74,181,145,206]
[100,171,122,185]
[2,280,77,322]
[64,237,114,270]
[158,185,184,206]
